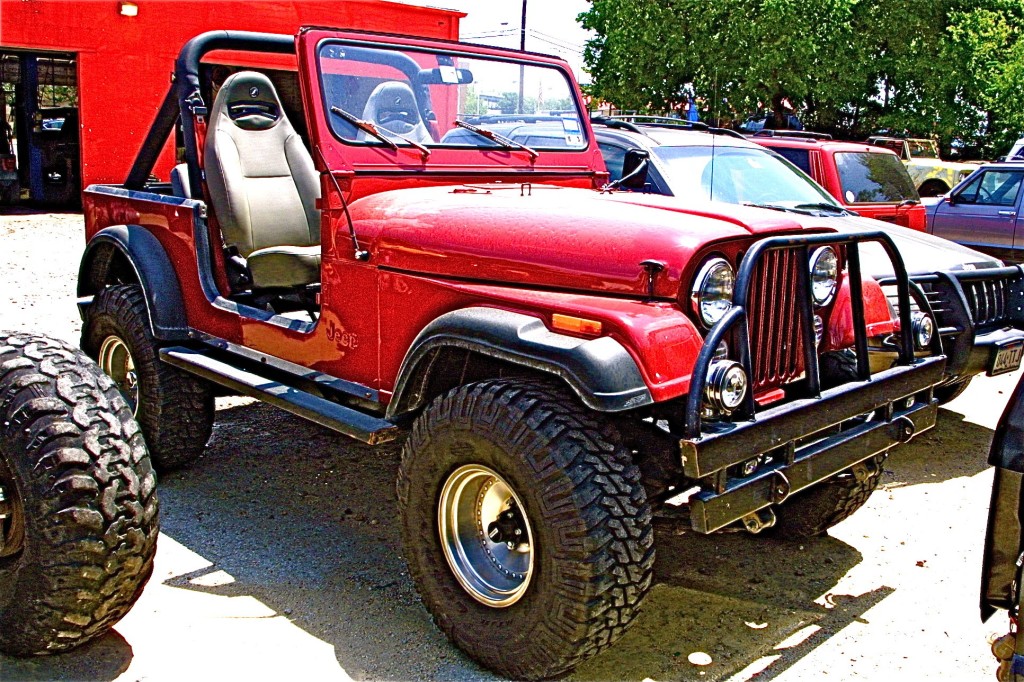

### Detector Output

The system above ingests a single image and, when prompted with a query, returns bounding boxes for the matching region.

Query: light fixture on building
[119,2,138,17]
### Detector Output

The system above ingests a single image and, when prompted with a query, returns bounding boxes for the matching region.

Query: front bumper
[683,356,945,533]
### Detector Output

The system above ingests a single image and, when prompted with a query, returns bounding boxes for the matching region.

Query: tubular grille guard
[887,266,1024,332]
[684,231,919,439]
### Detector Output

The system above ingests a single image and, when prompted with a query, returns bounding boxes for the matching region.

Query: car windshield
[907,139,939,158]
[651,145,837,208]
[835,152,919,203]
[317,42,586,150]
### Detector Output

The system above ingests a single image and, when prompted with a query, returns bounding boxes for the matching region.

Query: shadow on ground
[1,399,896,681]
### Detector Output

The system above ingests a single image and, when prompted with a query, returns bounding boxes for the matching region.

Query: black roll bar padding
[683,230,918,439]
[125,30,296,191]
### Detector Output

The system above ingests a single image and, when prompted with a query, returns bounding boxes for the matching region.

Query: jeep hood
[352,184,829,298]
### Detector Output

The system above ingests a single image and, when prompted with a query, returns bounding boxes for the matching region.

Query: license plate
[989,340,1024,376]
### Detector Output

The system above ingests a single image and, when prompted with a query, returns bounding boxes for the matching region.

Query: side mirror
[620,149,650,190]
[945,194,957,206]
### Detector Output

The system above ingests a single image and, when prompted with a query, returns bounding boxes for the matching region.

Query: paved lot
[0,209,1017,681]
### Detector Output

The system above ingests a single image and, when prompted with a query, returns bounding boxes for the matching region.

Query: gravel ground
[0,208,1018,681]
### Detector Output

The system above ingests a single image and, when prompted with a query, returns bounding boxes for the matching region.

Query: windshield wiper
[454,119,539,159]
[330,106,430,161]
[793,202,850,215]
[741,201,794,213]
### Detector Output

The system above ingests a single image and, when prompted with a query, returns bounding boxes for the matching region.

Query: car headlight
[809,246,838,306]
[691,258,735,327]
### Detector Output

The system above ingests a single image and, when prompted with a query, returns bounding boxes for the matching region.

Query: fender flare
[387,307,653,419]
[77,224,190,341]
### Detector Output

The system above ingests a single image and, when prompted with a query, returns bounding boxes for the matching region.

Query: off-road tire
[767,454,887,539]
[0,332,158,655]
[397,380,655,680]
[82,285,213,471]
[934,377,971,405]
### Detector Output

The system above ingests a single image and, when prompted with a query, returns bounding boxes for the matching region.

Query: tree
[580,0,1024,154]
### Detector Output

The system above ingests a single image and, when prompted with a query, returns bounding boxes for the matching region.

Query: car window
[957,170,1024,206]
[598,142,628,182]
[651,145,834,206]
[770,147,811,174]
[834,152,918,203]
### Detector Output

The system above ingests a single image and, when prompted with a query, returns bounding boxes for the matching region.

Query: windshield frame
[314,37,590,153]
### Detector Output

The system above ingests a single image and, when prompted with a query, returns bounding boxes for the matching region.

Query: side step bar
[160,346,400,445]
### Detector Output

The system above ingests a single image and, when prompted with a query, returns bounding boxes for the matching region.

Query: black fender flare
[387,307,654,419]
[77,224,190,341]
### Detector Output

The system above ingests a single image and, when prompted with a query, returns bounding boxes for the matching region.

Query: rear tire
[767,454,886,539]
[918,179,949,197]
[82,285,213,472]
[397,380,655,680]
[0,331,158,655]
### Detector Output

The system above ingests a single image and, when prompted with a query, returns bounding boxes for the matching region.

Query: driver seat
[359,81,433,144]
[204,71,321,290]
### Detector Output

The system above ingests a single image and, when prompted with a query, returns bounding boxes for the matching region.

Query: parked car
[926,162,1024,265]
[866,135,979,197]
[980,369,1024,678]
[593,117,1024,401]
[65,29,947,680]
[749,130,926,231]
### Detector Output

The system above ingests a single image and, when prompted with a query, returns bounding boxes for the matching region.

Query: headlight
[809,246,839,306]
[691,258,735,327]
[911,312,934,348]
[705,360,748,413]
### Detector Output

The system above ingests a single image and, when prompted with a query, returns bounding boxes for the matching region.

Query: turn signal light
[552,314,602,336]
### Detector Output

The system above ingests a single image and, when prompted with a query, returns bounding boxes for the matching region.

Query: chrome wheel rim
[98,336,138,413]
[438,464,534,607]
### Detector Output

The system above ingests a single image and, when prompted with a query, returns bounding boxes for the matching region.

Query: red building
[0,0,463,205]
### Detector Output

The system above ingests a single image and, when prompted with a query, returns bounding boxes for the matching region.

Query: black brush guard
[881,265,1024,378]
[680,231,946,533]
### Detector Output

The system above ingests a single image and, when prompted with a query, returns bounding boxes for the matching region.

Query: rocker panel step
[160,346,399,445]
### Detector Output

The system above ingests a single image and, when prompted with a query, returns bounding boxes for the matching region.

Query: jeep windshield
[835,152,919,204]
[317,41,586,152]
[651,145,842,213]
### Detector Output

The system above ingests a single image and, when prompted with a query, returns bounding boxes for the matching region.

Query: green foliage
[580,0,1024,156]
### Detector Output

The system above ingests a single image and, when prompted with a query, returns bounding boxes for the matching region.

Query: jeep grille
[748,247,806,390]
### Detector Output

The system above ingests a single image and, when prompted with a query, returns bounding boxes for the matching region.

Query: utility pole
[517,0,526,114]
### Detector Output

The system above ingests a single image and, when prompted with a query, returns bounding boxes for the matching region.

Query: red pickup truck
[750,131,926,231]
[44,28,948,678]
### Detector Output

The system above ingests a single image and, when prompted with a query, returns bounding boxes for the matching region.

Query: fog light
[714,340,729,360]
[704,360,748,414]
[911,312,934,348]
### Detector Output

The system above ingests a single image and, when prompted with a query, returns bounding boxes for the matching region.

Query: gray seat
[170,163,191,198]
[359,81,433,145]
[204,71,321,289]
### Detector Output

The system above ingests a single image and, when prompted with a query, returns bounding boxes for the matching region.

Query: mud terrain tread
[82,285,213,471]
[768,454,886,539]
[0,331,158,655]
[397,379,655,680]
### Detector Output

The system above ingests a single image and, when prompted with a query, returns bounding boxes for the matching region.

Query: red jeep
[75,29,945,678]
[750,131,927,231]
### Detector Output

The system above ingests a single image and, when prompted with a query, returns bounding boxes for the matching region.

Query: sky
[394,0,594,79]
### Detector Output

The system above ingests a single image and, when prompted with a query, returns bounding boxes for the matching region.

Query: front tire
[768,454,886,539]
[0,332,158,655]
[934,377,971,405]
[82,285,213,471]
[397,380,655,680]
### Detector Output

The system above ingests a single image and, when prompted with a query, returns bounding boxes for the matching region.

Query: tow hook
[742,508,777,534]
[852,457,881,484]
[889,415,916,444]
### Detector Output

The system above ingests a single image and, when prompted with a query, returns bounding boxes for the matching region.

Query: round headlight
[912,312,934,348]
[809,246,839,306]
[705,360,748,413]
[691,258,735,328]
